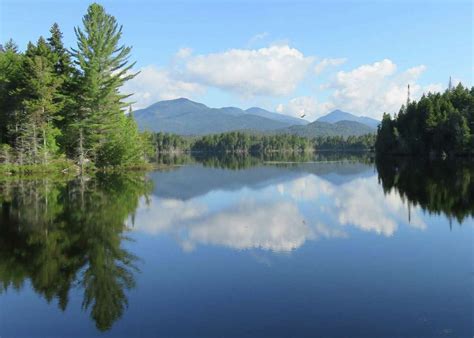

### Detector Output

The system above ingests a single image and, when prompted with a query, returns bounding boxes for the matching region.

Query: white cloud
[183,200,311,252]
[122,65,205,109]
[182,45,314,96]
[247,32,269,47]
[314,57,347,74]
[175,47,193,59]
[327,59,428,119]
[276,96,335,120]
[423,83,444,94]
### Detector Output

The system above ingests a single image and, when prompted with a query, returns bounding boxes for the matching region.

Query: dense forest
[0,4,150,173]
[152,131,375,155]
[375,84,474,156]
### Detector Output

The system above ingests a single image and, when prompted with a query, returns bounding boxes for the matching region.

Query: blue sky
[1,0,472,119]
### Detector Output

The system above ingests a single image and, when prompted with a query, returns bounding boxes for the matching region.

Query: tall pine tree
[70,3,142,168]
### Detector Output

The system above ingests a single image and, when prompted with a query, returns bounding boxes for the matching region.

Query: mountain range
[316,109,380,129]
[133,98,379,137]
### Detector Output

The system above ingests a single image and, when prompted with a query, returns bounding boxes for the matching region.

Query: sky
[1,0,472,120]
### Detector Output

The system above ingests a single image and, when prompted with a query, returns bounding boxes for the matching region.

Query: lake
[0,154,472,337]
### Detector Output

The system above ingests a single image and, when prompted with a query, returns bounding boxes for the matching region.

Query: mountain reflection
[134,155,473,253]
[0,155,472,333]
[0,173,151,331]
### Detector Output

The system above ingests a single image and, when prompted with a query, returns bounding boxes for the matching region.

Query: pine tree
[0,40,24,145]
[18,37,63,164]
[47,23,76,155]
[70,3,140,167]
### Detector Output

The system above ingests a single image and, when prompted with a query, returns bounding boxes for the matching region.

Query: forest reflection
[0,173,151,331]
[0,154,472,332]
[156,151,374,169]
[376,156,474,224]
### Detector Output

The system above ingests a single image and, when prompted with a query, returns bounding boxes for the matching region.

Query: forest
[0,4,151,173]
[375,84,474,156]
[2,2,470,177]
[152,131,375,155]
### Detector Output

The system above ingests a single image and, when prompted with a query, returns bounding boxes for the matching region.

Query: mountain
[133,98,376,137]
[278,120,376,138]
[317,109,380,129]
[134,98,303,135]
[245,107,307,126]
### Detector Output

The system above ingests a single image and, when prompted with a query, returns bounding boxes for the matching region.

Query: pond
[0,154,472,337]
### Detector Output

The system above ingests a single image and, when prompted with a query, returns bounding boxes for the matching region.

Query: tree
[18,37,63,164]
[0,40,24,145]
[375,84,473,156]
[70,3,141,167]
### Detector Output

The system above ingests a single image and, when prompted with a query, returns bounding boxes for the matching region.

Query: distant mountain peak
[133,98,306,135]
[317,109,379,129]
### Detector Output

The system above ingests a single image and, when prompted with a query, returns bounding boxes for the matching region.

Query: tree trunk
[78,127,85,175]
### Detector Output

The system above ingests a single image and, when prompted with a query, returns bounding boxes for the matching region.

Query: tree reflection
[376,156,474,223]
[0,173,151,331]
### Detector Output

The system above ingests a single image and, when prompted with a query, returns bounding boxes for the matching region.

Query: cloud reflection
[132,170,427,252]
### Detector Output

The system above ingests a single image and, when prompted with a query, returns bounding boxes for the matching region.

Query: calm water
[0,155,472,337]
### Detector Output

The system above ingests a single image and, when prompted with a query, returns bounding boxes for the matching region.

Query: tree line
[0,3,151,172]
[152,131,376,155]
[375,84,474,156]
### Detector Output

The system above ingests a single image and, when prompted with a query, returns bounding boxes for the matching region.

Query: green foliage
[0,4,148,172]
[153,132,192,154]
[314,134,376,151]
[69,3,140,167]
[191,132,313,154]
[150,131,375,156]
[375,84,474,156]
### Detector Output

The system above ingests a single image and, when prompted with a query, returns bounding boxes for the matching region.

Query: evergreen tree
[375,84,473,156]
[0,40,24,145]
[18,37,63,164]
[70,3,141,168]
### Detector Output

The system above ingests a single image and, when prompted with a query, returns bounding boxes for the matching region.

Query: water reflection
[135,158,436,253]
[376,156,474,223]
[0,174,151,331]
[0,154,472,335]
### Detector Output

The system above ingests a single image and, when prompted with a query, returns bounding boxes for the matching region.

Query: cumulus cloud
[182,45,314,96]
[276,96,335,120]
[327,59,428,118]
[314,57,347,74]
[247,32,269,47]
[122,65,205,109]
[278,59,442,120]
[175,47,193,59]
